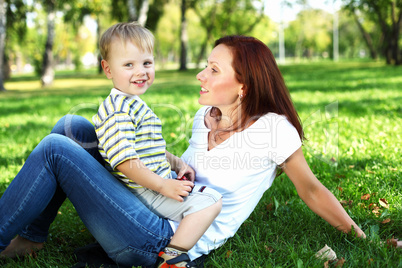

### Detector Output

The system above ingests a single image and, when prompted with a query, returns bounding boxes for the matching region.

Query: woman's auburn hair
[213,35,304,141]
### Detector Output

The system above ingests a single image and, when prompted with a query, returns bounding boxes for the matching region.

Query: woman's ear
[239,85,246,98]
[101,60,112,79]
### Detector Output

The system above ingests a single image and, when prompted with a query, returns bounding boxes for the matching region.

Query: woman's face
[196,44,244,113]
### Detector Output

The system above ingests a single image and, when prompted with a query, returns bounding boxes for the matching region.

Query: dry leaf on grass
[379,198,389,209]
[361,193,371,200]
[381,218,391,224]
[386,238,398,248]
[335,257,345,267]
[315,244,337,261]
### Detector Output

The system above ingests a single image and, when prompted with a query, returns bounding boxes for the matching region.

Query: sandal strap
[166,253,191,264]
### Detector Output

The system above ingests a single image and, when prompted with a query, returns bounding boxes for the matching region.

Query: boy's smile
[101,38,155,96]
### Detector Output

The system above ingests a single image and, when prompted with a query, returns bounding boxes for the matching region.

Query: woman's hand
[281,148,366,238]
[175,160,196,182]
[166,150,196,182]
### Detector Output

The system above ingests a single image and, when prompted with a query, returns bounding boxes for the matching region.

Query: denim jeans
[0,115,174,267]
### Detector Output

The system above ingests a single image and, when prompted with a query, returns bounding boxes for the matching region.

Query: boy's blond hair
[100,22,154,61]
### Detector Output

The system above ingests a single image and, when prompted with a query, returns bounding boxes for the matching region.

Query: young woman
[1,35,381,268]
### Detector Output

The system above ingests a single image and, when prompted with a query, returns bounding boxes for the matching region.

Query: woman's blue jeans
[0,115,174,266]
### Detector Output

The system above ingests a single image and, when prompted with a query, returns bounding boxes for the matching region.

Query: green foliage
[286,9,333,58]
[0,61,401,267]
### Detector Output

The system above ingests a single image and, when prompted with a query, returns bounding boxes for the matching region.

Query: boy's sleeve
[96,112,139,170]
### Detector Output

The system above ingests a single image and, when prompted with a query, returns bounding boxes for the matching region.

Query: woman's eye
[205,65,217,73]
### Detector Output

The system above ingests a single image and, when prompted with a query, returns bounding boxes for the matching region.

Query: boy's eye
[125,63,133,67]
[144,61,153,66]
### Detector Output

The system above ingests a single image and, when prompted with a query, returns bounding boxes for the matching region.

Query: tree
[192,0,265,67]
[286,9,332,59]
[5,0,27,78]
[179,0,188,71]
[112,0,150,26]
[0,0,6,91]
[40,0,56,87]
[342,0,402,65]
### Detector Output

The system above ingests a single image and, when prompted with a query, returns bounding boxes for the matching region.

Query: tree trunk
[352,11,377,59]
[138,0,149,26]
[370,0,399,65]
[0,0,6,91]
[194,2,217,68]
[96,17,103,74]
[179,0,188,71]
[390,2,401,65]
[127,0,137,22]
[41,2,56,87]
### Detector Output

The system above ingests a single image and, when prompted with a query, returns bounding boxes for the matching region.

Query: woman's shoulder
[253,112,295,132]
[194,106,211,117]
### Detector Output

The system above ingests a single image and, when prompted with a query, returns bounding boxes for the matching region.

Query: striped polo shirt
[93,88,171,188]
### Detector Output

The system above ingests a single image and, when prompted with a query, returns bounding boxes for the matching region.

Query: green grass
[1,61,401,267]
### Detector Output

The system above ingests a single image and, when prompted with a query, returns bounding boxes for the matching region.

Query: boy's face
[101,38,155,96]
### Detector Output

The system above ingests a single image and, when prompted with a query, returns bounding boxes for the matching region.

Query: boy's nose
[135,67,146,76]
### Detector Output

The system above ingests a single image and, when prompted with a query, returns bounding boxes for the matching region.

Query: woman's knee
[51,115,97,149]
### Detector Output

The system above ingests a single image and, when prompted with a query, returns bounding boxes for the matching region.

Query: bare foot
[0,236,44,259]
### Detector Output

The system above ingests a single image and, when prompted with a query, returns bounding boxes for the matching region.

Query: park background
[0,0,401,267]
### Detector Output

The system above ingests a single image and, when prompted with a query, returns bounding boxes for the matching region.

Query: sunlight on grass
[1,61,401,267]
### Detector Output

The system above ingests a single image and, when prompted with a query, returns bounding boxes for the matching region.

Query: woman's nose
[196,70,204,81]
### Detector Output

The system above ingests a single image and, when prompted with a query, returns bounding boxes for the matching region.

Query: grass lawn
[0,60,401,267]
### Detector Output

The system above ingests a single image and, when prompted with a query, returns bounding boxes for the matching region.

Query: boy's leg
[168,198,222,251]
[147,186,222,267]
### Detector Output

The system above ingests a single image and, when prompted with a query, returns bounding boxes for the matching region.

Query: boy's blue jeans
[0,115,173,266]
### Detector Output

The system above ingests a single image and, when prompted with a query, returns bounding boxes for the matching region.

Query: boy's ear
[101,60,112,79]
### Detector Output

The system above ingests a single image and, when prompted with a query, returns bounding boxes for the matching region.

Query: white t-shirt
[179,106,302,260]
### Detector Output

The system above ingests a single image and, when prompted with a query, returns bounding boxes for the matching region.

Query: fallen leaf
[315,244,337,261]
[381,218,391,224]
[348,165,355,168]
[379,198,389,209]
[266,203,273,211]
[335,257,345,267]
[324,260,330,268]
[367,169,375,174]
[264,245,274,253]
[170,133,177,138]
[386,238,398,248]
[361,193,371,200]
[330,157,337,162]
[225,250,233,258]
[368,258,374,265]
[358,203,366,208]
[372,206,381,216]
[340,200,352,207]
[337,187,343,192]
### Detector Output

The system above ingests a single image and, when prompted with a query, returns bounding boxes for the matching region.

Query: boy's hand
[160,179,194,202]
